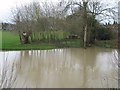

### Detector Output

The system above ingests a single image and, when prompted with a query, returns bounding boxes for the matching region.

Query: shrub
[96,27,112,40]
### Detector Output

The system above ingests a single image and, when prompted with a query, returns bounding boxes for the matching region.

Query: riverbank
[1,31,118,50]
[95,39,118,49]
[1,31,58,50]
[1,31,82,50]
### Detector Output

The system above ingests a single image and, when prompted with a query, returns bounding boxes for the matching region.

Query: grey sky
[0,0,118,23]
[0,0,58,23]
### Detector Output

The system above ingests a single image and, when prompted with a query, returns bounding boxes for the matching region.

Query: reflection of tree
[71,48,98,87]
[14,47,115,88]
[17,49,71,87]
[0,52,17,89]
[16,50,43,88]
[118,50,120,88]
[77,48,97,87]
[107,50,119,88]
[69,47,113,87]
[16,49,76,87]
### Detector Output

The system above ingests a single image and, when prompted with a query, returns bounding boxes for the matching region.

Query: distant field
[1,30,58,50]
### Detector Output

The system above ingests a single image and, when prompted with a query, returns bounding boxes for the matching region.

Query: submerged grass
[95,39,118,49]
[60,39,82,48]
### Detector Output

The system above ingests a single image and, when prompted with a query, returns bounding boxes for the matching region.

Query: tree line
[12,0,118,48]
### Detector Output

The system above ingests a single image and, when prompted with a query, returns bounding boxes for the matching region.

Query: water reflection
[0,47,118,88]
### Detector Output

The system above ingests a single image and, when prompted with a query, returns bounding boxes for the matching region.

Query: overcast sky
[0,0,32,23]
[0,0,59,23]
[0,0,118,23]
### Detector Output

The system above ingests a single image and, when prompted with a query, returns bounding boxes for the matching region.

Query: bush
[96,27,112,40]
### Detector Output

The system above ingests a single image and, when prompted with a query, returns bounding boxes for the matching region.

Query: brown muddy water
[0,47,118,88]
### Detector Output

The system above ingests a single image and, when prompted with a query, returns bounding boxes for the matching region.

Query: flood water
[0,47,118,88]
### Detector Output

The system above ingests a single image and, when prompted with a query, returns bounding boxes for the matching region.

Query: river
[0,47,118,88]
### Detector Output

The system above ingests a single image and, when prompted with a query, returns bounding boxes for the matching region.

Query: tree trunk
[34,32,36,41]
[83,1,88,49]
[31,32,33,42]
[37,33,39,40]
[53,33,55,41]
[50,33,52,41]
[42,33,45,40]
[24,36,29,44]
[47,33,50,42]
[40,33,42,40]
[18,31,22,42]
[23,32,31,44]
[84,25,87,48]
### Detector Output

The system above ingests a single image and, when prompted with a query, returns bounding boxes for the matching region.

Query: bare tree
[62,0,118,48]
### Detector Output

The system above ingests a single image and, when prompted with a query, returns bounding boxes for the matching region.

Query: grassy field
[59,39,82,48]
[0,30,117,50]
[1,30,58,50]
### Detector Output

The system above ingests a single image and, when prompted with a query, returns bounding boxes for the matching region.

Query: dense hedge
[96,27,112,40]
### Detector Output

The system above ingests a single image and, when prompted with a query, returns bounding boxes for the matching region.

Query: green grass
[60,39,82,47]
[1,30,117,50]
[1,30,58,50]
